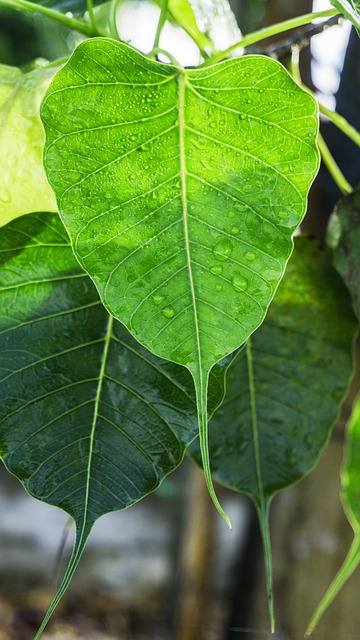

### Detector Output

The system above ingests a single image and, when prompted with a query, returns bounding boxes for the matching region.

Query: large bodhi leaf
[190,237,358,628]
[40,38,319,522]
[0,212,227,639]
[0,62,58,226]
[330,0,360,32]
[306,396,360,636]
[327,186,360,321]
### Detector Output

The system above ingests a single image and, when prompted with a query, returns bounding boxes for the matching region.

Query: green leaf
[330,0,360,32]
[306,395,360,637]
[189,237,358,629]
[0,212,227,638]
[155,0,214,54]
[40,38,320,523]
[0,62,59,226]
[327,186,360,321]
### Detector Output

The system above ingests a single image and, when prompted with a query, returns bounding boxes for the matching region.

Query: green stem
[202,8,340,66]
[194,369,231,529]
[256,503,275,633]
[290,44,356,193]
[305,536,360,637]
[318,132,353,196]
[246,339,275,631]
[318,102,360,148]
[86,0,97,34]
[109,0,121,40]
[0,0,99,36]
[152,0,169,53]
[148,47,182,68]
[290,45,360,149]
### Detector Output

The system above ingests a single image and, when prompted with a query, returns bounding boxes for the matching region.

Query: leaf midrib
[80,313,114,537]
[178,71,202,374]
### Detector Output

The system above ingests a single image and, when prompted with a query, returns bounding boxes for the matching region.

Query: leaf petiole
[317,132,353,196]
[318,102,360,148]
[0,0,100,37]
[86,0,98,35]
[152,0,169,52]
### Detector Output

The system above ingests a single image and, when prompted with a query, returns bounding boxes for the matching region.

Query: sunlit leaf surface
[40,38,319,522]
[0,212,227,638]
[0,62,58,226]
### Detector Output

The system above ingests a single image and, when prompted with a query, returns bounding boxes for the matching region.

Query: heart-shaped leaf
[306,395,360,636]
[327,185,360,321]
[330,0,360,32]
[0,62,58,226]
[0,212,227,638]
[190,237,358,628]
[40,38,320,522]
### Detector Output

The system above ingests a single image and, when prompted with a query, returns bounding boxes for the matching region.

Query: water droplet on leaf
[213,238,233,261]
[152,294,164,305]
[231,273,248,292]
[162,305,175,319]
[210,265,223,275]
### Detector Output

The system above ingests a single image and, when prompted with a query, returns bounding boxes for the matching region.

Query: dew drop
[240,113,247,120]
[213,238,233,261]
[162,305,175,319]
[245,251,255,261]
[152,294,164,305]
[231,273,248,292]
[215,284,222,291]
[210,265,223,275]
[231,226,239,235]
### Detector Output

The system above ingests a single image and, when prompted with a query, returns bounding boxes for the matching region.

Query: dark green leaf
[190,237,358,628]
[0,212,227,638]
[0,62,59,225]
[306,395,360,636]
[40,38,319,522]
[327,186,360,321]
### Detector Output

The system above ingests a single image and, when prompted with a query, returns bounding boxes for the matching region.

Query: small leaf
[0,62,59,226]
[306,395,360,636]
[40,38,319,522]
[0,212,227,638]
[327,185,360,321]
[330,0,360,32]
[155,0,214,53]
[190,237,358,629]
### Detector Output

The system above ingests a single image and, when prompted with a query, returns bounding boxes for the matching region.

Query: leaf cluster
[0,0,360,637]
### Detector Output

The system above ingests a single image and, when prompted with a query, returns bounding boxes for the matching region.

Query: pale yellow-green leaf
[0,62,59,226]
